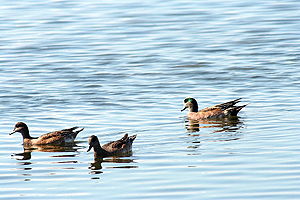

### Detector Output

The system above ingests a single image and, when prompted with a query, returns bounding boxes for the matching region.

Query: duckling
[10,122,84,145]
[87,134,137,157]
[181,97,248,120]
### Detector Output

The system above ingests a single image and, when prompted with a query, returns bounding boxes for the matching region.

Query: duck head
[10,122,29,135]
[181,97,198,112]
[87,135,100,152]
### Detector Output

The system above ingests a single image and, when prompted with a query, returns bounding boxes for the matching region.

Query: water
[1,0,300,199]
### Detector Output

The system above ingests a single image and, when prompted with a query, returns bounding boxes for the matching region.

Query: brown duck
[181,97,248,120]
[10,122,84,145]
[87,134,137,157]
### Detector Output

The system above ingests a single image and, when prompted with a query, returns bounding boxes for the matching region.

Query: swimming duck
[87,134,137,157]
[10,122,84,145]
[181,97,248,120]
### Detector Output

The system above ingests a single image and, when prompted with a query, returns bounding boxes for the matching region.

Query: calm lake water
[1,0,300,199]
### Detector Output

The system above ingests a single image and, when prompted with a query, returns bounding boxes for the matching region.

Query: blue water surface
[1,0,300,199]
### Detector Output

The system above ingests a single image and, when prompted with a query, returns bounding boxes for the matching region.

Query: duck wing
[36,131,65,145]
[36,127,84,145]
[196,106,224,118]
[102,134,129,150]
[211,98,242,111]
[102,133,138,153]
[195,99,241,118]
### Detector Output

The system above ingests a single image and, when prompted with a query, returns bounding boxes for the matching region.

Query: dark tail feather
[120,133,129,141]
[217,98,242,110]
[129,134,137,143]
[62,126,79,132]
[227,103,249,116]
[73,127,84,138]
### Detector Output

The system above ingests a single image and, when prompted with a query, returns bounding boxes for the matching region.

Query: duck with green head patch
[181,97,248,120]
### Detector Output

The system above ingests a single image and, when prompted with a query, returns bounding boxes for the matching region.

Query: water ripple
[1,0,300,199]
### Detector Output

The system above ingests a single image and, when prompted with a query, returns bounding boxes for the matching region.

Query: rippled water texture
[1,0,300,199]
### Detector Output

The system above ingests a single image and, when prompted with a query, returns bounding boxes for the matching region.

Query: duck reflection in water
[11,144,82,182]
[89,155,137,171]
[184,116,246,150]
[12,144,80,160]
[185,116,245,134]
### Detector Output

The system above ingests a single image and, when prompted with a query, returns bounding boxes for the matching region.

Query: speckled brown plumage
[87,134,137,157]
[10,122,84,145]
[181,97,248,120]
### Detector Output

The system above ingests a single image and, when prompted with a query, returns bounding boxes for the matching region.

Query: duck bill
[9,130,16,135]
[9,127,22,135]
[181,106,188,112]
[87,145,92,152]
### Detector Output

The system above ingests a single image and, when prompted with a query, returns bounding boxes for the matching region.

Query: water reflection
[185,117,245,133]
[185,117,245,149]
[89,154,137,175]
[12,144,80,160]
[12,144,82,182]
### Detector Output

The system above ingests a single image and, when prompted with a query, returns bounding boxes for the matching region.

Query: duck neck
[20,129,33,139]
[93,143,109,156]
[190,103,198,112]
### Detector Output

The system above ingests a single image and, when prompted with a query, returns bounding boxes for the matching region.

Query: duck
[87,134,137,157]
[10,122,84,145]
[181,97,248,120]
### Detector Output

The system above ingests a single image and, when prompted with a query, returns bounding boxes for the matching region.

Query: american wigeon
[87,134,137,157]
[181,97,248,120]
[10,122,84,145]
